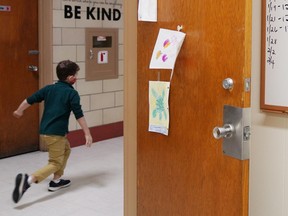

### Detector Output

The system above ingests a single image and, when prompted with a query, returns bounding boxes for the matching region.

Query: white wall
[250,0,288,215]
[52,0,124,131]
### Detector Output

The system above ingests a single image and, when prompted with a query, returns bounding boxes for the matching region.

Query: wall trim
[67,121,123,147]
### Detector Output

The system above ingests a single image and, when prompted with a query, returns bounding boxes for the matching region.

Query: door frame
[38,0,53,89]
[39,0,138,215]
[123,0,137,215]
[38,0,53,150]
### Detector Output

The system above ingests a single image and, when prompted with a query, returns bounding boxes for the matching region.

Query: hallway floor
[0,137,123,216]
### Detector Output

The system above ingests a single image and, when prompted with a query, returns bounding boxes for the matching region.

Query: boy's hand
[76,117,93,147]
[13,110,23,118]
[85,134,93,147]
[13,99,30,118]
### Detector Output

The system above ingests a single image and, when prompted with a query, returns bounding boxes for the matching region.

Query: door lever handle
[89,49,94,60]
[28,65,38,72]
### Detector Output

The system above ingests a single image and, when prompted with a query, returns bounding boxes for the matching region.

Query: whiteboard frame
[261,0,288,113]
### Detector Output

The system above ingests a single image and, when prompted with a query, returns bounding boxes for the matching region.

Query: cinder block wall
[52,0,124,131]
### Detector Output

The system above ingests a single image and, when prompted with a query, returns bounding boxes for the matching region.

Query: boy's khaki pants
[32,135,71,183]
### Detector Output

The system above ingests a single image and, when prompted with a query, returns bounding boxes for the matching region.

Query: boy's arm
[13,99,31,118]
[77,116,93,147]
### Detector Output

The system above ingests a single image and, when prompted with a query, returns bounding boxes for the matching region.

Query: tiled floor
[0,137,123,216]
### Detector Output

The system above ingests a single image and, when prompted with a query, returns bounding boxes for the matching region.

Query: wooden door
[137,0,251,215]
[0,0,39,158]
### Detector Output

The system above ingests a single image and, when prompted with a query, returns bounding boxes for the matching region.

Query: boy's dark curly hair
[56,60,79,81]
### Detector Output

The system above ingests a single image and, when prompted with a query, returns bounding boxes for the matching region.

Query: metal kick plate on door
[222,105,250,160]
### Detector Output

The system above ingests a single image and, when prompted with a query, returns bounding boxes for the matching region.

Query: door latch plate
[222,105,251,160]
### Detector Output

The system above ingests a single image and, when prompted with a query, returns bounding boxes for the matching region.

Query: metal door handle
[28,65,38,72]
[90,49,94,60]
[213,124,234,139]
[222,78,234,90]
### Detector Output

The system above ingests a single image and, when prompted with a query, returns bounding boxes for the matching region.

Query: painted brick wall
[52,0,124,131]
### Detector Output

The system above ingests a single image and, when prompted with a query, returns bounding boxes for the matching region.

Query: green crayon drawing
[151,88,167,121]
[149,81,170,136]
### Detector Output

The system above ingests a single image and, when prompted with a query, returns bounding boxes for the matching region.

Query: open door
[137,0,251,215]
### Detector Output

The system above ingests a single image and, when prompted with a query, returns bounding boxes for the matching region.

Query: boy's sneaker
[48,179,71,192]
[12,173,30,203]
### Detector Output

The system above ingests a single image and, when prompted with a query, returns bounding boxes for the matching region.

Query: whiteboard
[261,0,288,112]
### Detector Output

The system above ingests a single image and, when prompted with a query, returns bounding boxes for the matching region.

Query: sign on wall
[62,0,123,21]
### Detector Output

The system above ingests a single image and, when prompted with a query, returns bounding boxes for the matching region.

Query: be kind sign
[63,0,123,21]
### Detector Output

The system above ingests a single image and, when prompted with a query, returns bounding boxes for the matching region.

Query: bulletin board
[261,0,288,112]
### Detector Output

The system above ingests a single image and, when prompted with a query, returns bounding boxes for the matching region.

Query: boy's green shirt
[27,81,84,136]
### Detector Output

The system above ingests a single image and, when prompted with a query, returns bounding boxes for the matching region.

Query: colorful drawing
[150,28,186,69]
[162,54,168,62]
[149,81,170,136]
[163,39,171,48]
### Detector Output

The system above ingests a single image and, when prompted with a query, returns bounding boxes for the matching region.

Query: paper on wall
[138,0,157,22]
[150,28,186,69]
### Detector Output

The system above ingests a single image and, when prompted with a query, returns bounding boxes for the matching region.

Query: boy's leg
[12,174,30,203]
[32,135,67,183]
[48,137,71,192]
[12,135,69,203]
[53,137,71,179]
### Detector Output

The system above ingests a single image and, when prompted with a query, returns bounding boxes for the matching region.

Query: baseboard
[67,121,123,148]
